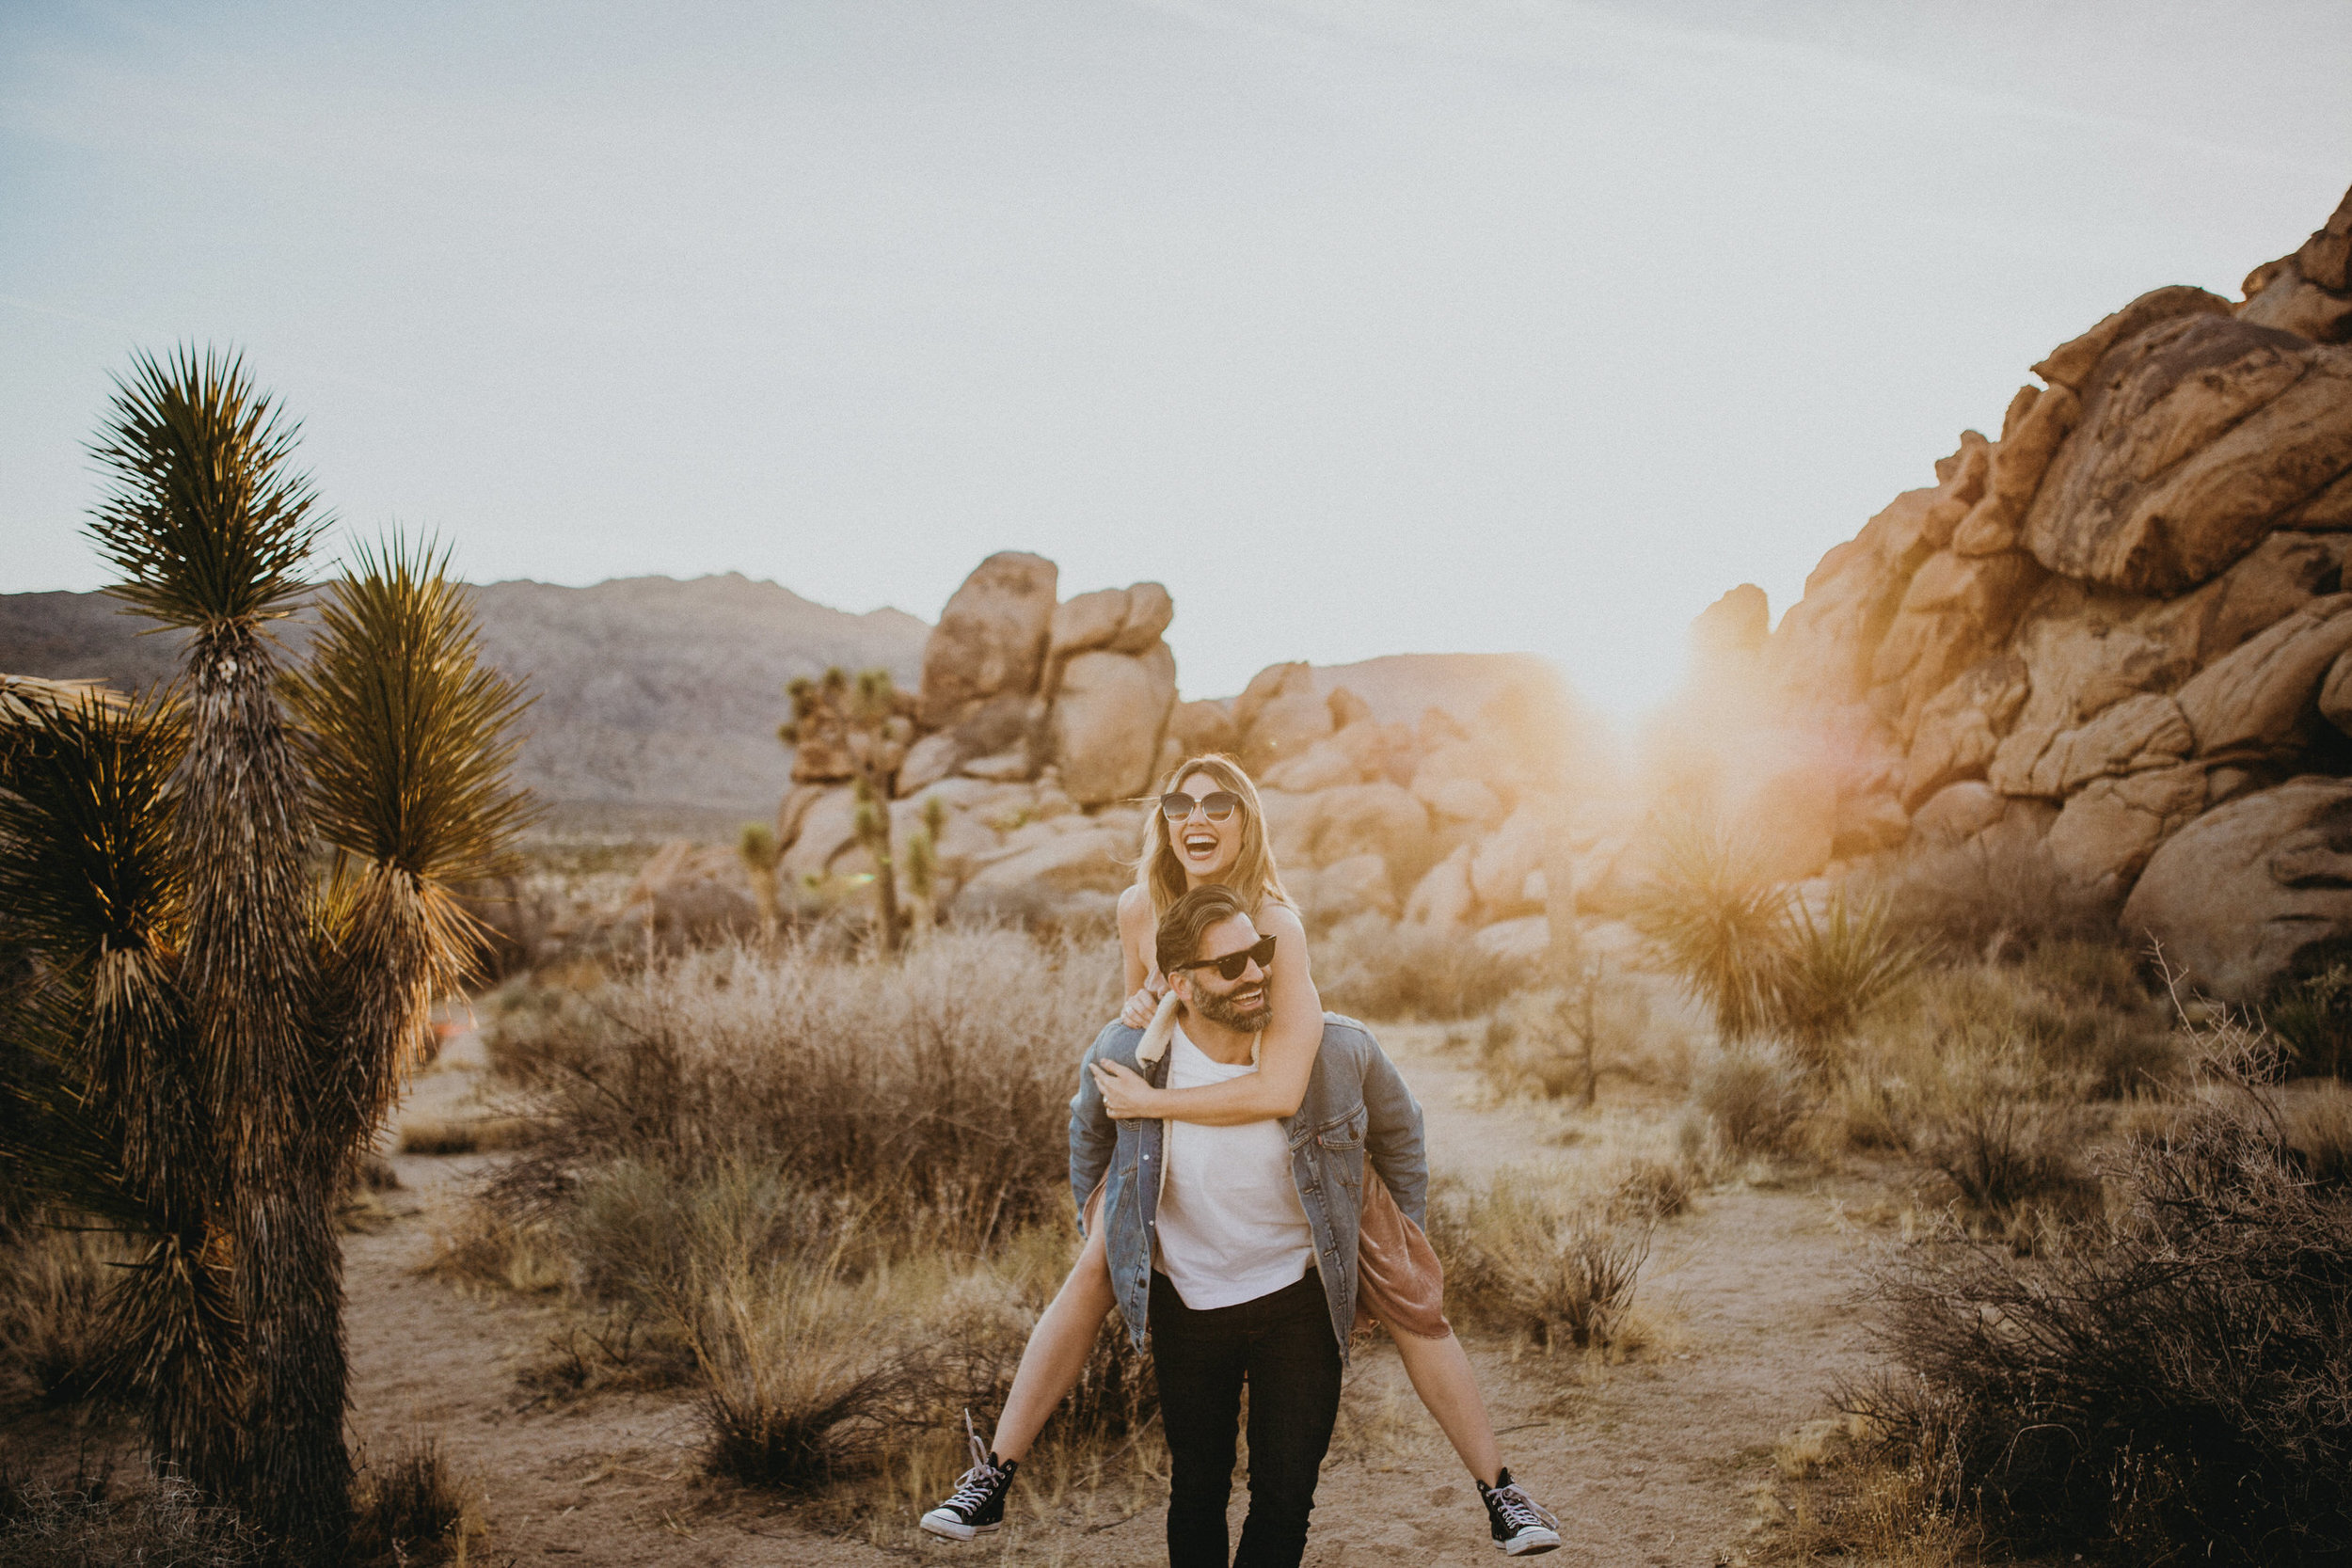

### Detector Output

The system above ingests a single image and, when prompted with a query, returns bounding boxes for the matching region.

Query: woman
[920,753,1565,1556]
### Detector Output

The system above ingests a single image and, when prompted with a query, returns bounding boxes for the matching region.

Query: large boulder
[1167,698,1240,760]
[2122,776,2352,1002]
[1469,806,1549,915]
[919,552,1059,728]
[779,784,861,883]
[2023,314,2352,594]
[1048,643,1178,805]
[1404,845,1476,927]
[2045,764,2206,890]
[1903,655,2030,808]
[1308,782,1434,872]
[621,841,758,944]
[1048,581,1175,660]
[962,823,1136,897]
[1989,692,2193,800]
[2173,595,2352,759]
[1295,853,1401,922]
[1869,548,2047,742]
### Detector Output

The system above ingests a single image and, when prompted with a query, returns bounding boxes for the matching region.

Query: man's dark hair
[1157,884,1251,979]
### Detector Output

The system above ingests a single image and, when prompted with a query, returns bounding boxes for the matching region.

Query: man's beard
[1194,981,1272,1035]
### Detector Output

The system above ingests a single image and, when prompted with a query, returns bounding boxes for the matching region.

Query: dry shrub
[491,927,1120,1251]
[0,1465,262,1567]
[0,1226,119,1408]
[1311,915,1536,1022]
[2286,1080,2352,1186]
[2265,960,2352,1079]
[1689,1039,1811,1160]
[1473,974,1653,1103]
[1429,1167,1652,1353]
[350,1435,483,1562]
[397,1115,536,1156]
[1848,1028,2352,1563]
[1875,832,2118,960]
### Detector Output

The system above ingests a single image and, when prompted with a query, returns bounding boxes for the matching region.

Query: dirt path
[346,1025,1883,1566]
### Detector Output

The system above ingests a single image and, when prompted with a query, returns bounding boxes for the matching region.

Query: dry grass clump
[1839,1020,2352,1563]
[490,926,1120,1251]
[396,1115,536,1156]
[0,1226,120,1409]
[1429,1166,1654,1354]
[1312,914,1536,1022]
[0,1464,262,1567]
[1688,1038,1812,1162]
[1875,832,2119,960]
[453,927,1156,1502]
[2265,959,2352,1079]
[349,1435,485,1562]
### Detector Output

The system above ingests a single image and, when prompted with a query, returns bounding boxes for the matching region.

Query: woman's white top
[1152,1025,1316,1310]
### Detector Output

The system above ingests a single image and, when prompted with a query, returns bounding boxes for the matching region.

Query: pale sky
[5,1,2349,713]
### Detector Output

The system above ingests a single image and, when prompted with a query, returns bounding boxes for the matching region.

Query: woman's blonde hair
[1136,752,1294,921]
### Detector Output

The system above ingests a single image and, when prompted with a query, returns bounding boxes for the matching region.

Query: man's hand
[1090,1058,1163,1119]
[1119,979,1165,1029]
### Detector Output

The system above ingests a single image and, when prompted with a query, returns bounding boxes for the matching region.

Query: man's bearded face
[1187,940,1273,1034]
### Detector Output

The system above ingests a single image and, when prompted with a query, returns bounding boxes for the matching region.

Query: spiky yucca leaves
[88,347,330,1549]
[1630,819,1790,1040]
[86,349,323,630]
[0,695,243,1494]
[287,537,535,1152]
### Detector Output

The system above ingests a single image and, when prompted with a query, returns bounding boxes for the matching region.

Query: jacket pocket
[1314,1103,1367,1150]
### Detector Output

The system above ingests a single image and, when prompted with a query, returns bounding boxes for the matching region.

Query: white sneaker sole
[1500,1527,1562,1555]
[919,1512,1000,1542]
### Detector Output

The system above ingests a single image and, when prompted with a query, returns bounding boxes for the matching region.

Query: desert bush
[491,926,1120,1252]
[1311,914,1536,1022]
[349,1435,482,1562]
[2284,1080,2352,1187]
[1429,1167,1652,1352]
[0,1226,119,1408]
[1875,947,2174,1102]
[1850,1043,2352,1562]
[0,1465,262,1567]
[1473,970,1655,1103]
[1689,1039,1811,1160]
[1875,832,2119,960]
[2266,960,2352,1079]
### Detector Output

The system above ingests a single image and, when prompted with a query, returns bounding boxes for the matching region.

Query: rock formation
[769,556,1587,943]
[1704,183,2352,1001]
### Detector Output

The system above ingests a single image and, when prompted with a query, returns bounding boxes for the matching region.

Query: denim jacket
[1068,1011,1428,1362]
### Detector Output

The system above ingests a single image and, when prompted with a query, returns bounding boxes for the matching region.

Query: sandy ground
[336,1022,1884,1567]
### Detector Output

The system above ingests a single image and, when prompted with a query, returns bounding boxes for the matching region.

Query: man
[1067,883,1430,1568]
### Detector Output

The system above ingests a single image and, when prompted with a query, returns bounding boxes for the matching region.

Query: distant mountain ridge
[0,573,930,816]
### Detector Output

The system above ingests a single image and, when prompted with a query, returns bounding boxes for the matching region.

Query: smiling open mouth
[1183,833,1217,857]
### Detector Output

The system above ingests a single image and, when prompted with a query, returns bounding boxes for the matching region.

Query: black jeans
[1150,1268,1343,1568]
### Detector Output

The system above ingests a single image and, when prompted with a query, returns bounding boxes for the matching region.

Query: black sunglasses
[1172,934,1276,982]
[1161,790,1240,822]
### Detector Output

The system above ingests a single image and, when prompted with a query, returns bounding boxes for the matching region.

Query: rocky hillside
[0,574,930,816]
[1665,182,2352,1001]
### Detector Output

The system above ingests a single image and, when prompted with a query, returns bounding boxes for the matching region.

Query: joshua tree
[739,821,782,938]
[0,348,532,1556]
[781,666,914,952]
[900,793,948,937]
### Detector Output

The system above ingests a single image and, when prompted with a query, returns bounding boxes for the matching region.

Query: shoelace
[940,1409,1001,1515]
[1488,1483,1559,1533]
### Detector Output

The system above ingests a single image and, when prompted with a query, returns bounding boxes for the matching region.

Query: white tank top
[1152,1025,1316,1310]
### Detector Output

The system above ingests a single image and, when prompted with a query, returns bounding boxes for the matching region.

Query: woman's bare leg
[990,1219,1118,1464]
[1391,1327,1503,1485]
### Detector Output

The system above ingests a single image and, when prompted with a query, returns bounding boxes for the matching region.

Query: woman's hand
[1091,1058,1163,1119]
[1118,979,1165,1029]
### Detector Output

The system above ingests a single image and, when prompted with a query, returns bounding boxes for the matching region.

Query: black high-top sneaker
[1479,1467,1562,1556]
[919,1410,1018,1542]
